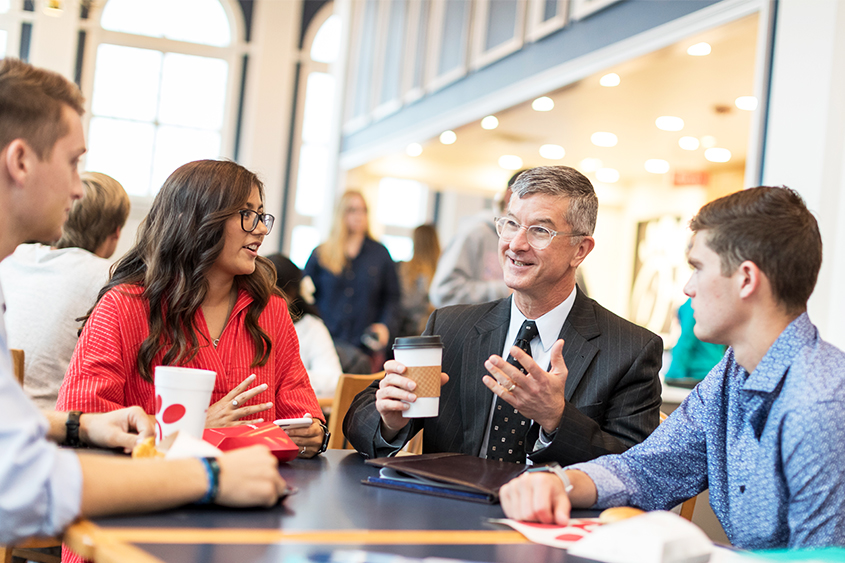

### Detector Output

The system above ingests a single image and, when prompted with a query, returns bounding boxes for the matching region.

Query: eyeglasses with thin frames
[239,209,275,234]
[494,216,585,250]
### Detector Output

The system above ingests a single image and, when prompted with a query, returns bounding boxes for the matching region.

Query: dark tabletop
[87,450,599,563]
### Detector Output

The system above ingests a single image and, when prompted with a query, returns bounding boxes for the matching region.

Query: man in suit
[344,166,662,465]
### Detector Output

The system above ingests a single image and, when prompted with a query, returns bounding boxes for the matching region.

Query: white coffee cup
[154,366,217,442]
[393,336,443,418]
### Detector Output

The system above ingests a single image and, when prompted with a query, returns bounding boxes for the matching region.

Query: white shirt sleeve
[0,303,82,544]
[294,314,343,397]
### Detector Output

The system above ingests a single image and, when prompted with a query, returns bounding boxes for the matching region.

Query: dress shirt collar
[742,312,814,394]
[508,285,577,354]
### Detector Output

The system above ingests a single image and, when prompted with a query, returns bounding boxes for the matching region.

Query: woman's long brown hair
[81,159,280,383]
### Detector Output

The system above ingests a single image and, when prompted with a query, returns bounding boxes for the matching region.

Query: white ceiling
[353,14,759,196]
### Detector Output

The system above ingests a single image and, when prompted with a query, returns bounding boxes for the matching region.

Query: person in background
[664,297,726,388]
[500,187,845,550]
[0,57,286,548]
[57,160,326,456]
[0,171,129,409]
[428,171,522,308]
[396,224,441,337]
[268,253,342,398]
[303,190,401,371]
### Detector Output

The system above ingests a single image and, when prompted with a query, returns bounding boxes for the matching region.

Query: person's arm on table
[77,446,285,516]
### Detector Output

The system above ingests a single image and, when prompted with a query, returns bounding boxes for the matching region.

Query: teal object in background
[665,299,726,386]
[752,548,845,562]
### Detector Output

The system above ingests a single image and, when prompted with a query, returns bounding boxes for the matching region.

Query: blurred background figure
[664,298,726,388]
[0,171,130,409]
[268,253,343,397]
[396,224,441,337]
[303,190,400,372]
[428,170,522,308]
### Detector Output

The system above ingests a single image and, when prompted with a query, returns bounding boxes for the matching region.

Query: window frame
[78,0,247,200]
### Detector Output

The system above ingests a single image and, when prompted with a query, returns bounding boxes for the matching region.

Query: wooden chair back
[327,372,384,450]
[659,411,698,521]
[10,349,24,386]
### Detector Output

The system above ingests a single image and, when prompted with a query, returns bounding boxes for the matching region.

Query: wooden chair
[326,372,384,449]
[1,349,63,563]
[10,348,24,386]
[659,411,698,521]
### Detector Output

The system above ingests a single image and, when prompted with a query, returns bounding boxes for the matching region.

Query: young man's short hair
[57,172,130,253]
[0,58,84,160]
[690,186,822,313]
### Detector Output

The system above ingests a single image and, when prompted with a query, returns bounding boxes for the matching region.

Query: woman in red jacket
[57,160,325,456]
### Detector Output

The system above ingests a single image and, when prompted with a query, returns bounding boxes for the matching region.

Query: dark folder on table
[363,452,526,504]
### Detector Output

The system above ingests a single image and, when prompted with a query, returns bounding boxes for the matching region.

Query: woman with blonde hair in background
[397,224,440,337]
[303,190,400,371]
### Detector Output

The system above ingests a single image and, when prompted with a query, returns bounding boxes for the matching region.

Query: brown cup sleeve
[404,366,441,398]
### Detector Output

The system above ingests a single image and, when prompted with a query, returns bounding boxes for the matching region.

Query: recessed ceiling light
[701,135,717,148]
[655,116,684,131]
[645,159,670,174]
[539,144,565,160]
[499,155,524,170]
[481,115,499,130]
[679,136,700,150]
[580,158,602,172]
[596,168,620,183]
[532,97,554,112]
[440,130,457,145]
[591,132,617,147]
[405,143,423,157]
[704,148,731,163]
[687,42,711,56]
[600,73,620,87]
[735,96,758,111]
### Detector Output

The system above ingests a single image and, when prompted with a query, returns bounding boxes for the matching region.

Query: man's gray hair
[510,166,598,238]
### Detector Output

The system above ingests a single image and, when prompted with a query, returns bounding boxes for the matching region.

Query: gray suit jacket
[343,288,663,465]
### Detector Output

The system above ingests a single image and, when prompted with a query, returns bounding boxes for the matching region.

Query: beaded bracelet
[197,457,220,504]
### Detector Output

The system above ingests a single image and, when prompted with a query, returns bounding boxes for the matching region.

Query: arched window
[287,8,341,267]
[83,0,242,197]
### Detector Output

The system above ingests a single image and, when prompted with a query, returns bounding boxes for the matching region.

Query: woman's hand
[286,418,324,458]
[367,323,390,350]
[206,374,273,428]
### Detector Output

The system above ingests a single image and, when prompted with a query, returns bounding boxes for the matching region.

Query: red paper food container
[203,421,299,462]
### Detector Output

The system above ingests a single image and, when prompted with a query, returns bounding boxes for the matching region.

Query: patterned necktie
[486,320,538,464]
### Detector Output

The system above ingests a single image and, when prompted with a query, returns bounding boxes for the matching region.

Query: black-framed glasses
[239,209,275,234]
[494,216,585,250]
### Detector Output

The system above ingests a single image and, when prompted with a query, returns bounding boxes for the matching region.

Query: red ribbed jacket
[56,284,322,422]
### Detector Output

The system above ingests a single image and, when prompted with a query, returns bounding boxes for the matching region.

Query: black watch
[65,411,83,448]
[318,422,330,453]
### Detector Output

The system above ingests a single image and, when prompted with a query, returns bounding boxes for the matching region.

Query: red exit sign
[674,171,710,186]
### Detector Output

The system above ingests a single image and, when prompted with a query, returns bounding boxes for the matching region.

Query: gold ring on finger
[507,382,517,392]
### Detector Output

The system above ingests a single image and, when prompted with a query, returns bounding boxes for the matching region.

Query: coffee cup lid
[393,335,442,349]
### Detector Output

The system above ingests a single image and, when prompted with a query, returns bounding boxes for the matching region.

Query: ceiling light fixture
[539,144,565,160]
[679,136,700,150]
[701,135,717,148]
[687,42,711,56]
[704,148,731,163]
[600,73,620,87]
[439,130,457,145]
[580,158,602,172]
[655,116,684,131]
[596,168,620,183]
[645,159,670,174]
[499,155,524,170]
[591,132,617,147]
[405,143,423,157]
[532,97,554,112]
[481,115,499,130]
[735,96,758,111]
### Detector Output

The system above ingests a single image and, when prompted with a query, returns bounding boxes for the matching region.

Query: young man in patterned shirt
[500,186,845,549]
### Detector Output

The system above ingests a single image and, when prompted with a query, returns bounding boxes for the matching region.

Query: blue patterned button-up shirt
[571,313,845,549]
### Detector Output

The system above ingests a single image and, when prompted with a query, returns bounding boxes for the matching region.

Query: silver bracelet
[527,462,573,492]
